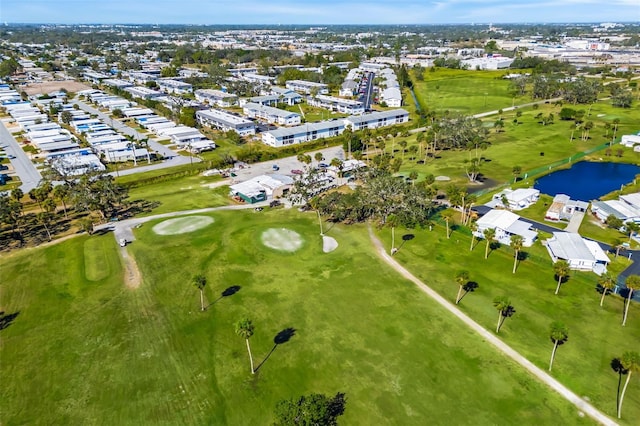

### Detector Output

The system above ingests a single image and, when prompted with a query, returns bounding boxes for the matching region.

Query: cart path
[97,203,270,289]
[367,226,617,426]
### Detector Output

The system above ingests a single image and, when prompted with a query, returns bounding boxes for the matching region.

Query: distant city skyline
[3,0,639,25]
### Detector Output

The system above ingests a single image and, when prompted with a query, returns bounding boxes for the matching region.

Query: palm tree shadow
[611,358,628,410]
[255,327,296,372]
[323,222,336,234]
[0,311,19,331]
[206,285,241,309]
[457,281,479,303]
[397,234,415,251]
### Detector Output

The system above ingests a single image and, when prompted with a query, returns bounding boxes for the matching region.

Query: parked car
[291,169,303,175]
[119,239,127,247]
[272,164,280,171]
[270,200,282,208]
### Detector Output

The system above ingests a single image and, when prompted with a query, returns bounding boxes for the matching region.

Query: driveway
[0,120,42,192]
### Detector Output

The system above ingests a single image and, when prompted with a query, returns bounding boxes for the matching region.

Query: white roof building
[285,80,329,95]
[194,89,238,107]
[489,188,540,211]
[242,102,301,126]
[196,109,256,136]
[473,209,538,247]
[545,232,610,275]
[591,200,640,223]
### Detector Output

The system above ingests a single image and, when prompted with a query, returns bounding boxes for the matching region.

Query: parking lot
[225,146,345,182]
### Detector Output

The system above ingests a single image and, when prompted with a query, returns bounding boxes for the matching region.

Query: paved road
[362,72,375,111]
[367,226,618,426]
[0,120,42,193]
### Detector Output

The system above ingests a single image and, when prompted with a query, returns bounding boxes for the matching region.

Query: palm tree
[314,152,323,163]
[469,221,477,251]
[235,318,255,374]
[441,210,453,239]
[548,321,569,371]
[126,141,138,166]
[387,213,398,255]
[622,275,640,326]
[510,235,523,274]
[454,270,469,304]
[193,274,207,311]
[597,273,615,307]
[553,260,570,295]
[493,296,513,333]
[618,351,640,419]
[483,228,495,259]
[626,222,639,243]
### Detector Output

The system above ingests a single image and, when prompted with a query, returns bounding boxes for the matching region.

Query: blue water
[534,162,640,201]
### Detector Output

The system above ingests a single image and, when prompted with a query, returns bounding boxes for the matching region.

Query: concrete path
[565,211,586,233]
[367,226,617,426]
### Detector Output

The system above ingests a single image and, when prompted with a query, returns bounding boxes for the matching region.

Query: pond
[534,161,640,201]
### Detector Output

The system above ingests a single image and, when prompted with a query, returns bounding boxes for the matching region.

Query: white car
[119,239,127,247]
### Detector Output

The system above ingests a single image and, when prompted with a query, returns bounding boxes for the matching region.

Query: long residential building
[262,120,345,148]
[343,109,409,130]
[307,94,365,115]
[261,108,410,147]
[285,80,329,95]
[242,102,301,126]
[194,89,238,107]
[196,109,256,136]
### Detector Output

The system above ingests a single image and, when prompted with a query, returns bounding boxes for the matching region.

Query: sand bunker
[322,235,338,253]
[152,216,214,235]
[261,228,303,252]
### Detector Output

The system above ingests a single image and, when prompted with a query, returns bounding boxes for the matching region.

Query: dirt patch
[261,228,303,252]
[121,247,142,289]
[322,235,338,253]
[152,216,214,235]
[21,81,90,96]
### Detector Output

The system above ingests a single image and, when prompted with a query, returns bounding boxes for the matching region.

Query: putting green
[152,216,214,235]
[261,228,304,252]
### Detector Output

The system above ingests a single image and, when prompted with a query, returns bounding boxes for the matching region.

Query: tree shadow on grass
[397,234,415,251]
[255,327,296,372]
[611,358,628,410]
[0,311,20,331]
[457,282,479,304]
[206,285,241,309]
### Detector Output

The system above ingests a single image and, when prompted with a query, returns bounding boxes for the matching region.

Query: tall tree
[441,210,453,239]
[193,274,207,312]
[548,321,569,371]
[52,184,69,219]
[454,270,469,304]
[510,235,524,274]
[469,221,478,251]
[553,260,570,295]
[597,273,616,307]
[493,296,514,333]
[622,275,640,327]
[235,318,255,374]
[618,351,640,419]
[483,228,495,259]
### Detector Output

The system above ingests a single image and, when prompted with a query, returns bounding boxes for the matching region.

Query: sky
[2,0,639,25]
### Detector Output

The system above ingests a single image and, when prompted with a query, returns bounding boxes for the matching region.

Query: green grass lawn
[0,210,594,425]
[383,221,640,423]
[126,174,231,215]
[391,99,640,186]
[412,69,530,115]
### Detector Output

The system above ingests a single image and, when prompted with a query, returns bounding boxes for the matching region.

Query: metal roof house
[473,209,538,247]
[545,232,610,275]
[229,174,294,203]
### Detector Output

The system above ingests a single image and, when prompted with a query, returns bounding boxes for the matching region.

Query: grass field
[383,221,640,423]
[1,209,594,425]
[412,69,530,115]
[125,174,231,215]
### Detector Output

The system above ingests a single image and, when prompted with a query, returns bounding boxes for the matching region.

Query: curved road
[368,226,617,426]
